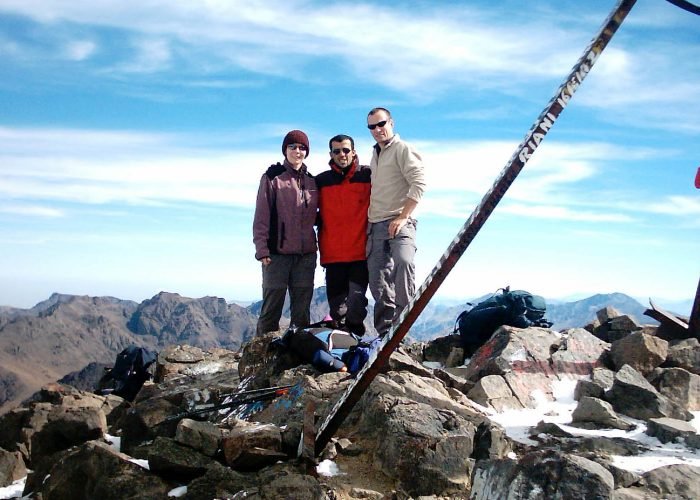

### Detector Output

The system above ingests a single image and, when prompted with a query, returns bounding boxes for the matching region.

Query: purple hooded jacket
[253,161,318,260]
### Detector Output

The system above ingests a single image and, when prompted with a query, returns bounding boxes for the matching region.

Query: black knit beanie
[282,130,310,157]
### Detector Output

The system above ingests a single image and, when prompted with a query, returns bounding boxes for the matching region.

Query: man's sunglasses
[287,144,307,151]
[367,120,388,130]
[331,148,352,155]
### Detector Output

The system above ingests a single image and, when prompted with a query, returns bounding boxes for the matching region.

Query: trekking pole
[315,0,638,456]
[164,384,294,422]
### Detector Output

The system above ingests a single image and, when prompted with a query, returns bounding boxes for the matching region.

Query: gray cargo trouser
[256,252,316,336]
[366,219,417,336]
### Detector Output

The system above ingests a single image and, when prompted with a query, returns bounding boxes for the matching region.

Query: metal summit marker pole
[315,0,638,456]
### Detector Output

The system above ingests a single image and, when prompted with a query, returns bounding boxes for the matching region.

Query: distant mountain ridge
[0,292,257,414]
[0,289,659,414]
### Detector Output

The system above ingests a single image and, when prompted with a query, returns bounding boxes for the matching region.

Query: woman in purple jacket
[253,130,319,336]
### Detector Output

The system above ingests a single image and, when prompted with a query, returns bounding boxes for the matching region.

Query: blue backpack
[454,287,552,356]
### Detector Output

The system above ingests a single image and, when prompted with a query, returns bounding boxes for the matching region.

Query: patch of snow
[105,433,121,453]
[506,347,528,362]
[129,458,150,470]
[0,476,27,499]
[316,459,345,477]
[422,361,442,369]
[185,362,225,376]
[488,376,700,474]
[168,485,188,497]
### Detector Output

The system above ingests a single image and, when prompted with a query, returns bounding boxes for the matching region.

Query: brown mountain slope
[0,292,257,414]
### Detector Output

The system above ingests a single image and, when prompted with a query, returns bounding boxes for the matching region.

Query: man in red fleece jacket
[315,134,371,336]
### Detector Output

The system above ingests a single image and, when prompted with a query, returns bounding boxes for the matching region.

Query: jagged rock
[350,487,384,499]
[258,471,330,499]
[648,367,700,411]
[365,371,486,423]
[645,417,698,445]
[472,421,512,461]
[531,421,575,438]
[605,364,691,421]
[664,338,700,375]
[597,306,623,324]
[610,332,668,375]
[25,440,171,500]
[573,379,605,401]
[570,396,635,431]
[551,328,609,376]
[592,366,616,388]
[464,326,562,408]
[237,332,291,384]
[610,315,642,332]
[116,392,180,454]
[228,446,288,471]
[471,450,614,500]
[0,448,26,487]
[175,418,222,457]
[181,461,255,500]
[445,347,465,368]
[467,375,523,411]
[30,404,107,467]
[605,463,641,489]
[564,436,648,456]
[147,436,215,479]
[613,464,700,500]
[423,334,462,363]
[155,345,239,383]
[221,421,282,469]
[573,367,615,401]
[335,437,363,457]
[387,348,435,378]
[433,367,475,396]
[360,394,475,497]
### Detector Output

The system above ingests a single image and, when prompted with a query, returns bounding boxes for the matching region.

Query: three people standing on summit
[253,108,426,338]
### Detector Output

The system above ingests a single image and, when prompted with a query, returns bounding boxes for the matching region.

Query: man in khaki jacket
[366,107,426,336]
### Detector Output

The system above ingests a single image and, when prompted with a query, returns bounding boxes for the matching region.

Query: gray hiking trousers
[366,218,417,336]
[256,252,316,336]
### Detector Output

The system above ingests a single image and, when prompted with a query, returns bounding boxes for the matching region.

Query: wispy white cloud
[0,204,64,218]
[63,39,97,61]
[118,37,171,73]
[499,203,635,223]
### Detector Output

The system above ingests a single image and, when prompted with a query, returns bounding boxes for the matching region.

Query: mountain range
[0,288,663,414]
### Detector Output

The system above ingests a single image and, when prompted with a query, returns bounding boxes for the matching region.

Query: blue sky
[1,0,698,310]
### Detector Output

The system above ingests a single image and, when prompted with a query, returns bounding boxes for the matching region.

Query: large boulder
[359,394,476,497]
[571,396,635,431]
[613,464,700,500]
[471,450,614,499]
[664,338,700,375]
[648,367,700,411]
[610,332,668,375]
[24,440,171,500]
[0,448,26,488]
[605,364,691,421]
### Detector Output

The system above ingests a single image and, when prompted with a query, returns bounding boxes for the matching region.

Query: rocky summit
[0,307,699,499]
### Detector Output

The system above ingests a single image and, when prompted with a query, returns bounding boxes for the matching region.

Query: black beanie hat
[282,130,310,157]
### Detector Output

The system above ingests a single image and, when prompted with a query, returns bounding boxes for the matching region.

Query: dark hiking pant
[366,219,417,336]
[256,252,316,336]
[324,260,369,336]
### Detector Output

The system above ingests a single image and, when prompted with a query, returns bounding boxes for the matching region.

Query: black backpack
[454,287,552,357]
[96,345,157,401]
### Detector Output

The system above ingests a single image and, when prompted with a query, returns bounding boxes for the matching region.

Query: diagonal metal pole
[315,0,638,456]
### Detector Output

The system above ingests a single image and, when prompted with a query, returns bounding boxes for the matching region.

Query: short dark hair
[368,107,391,118]
[328,134,355,150]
